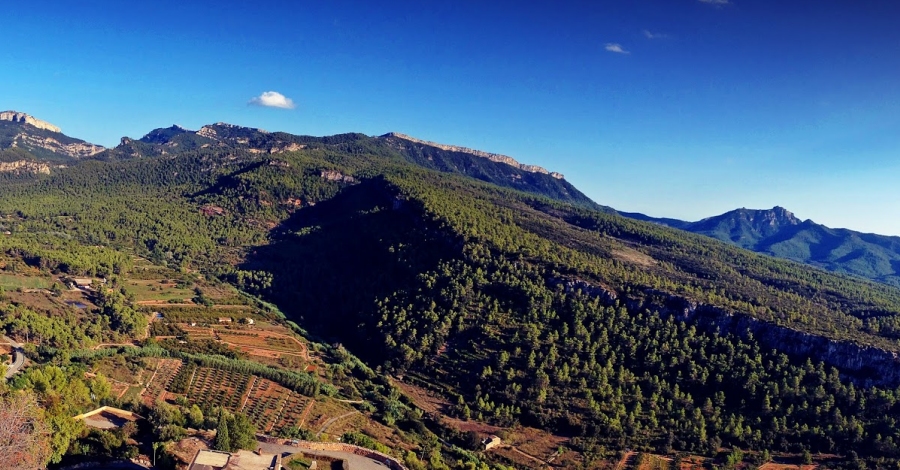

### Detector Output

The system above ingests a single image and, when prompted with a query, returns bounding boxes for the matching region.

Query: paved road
[256,441,389,470]
[3,335,24,379]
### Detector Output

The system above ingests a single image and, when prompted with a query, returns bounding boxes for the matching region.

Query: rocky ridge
[11,133,105,158]
[385,132,565,179]
[0,110,61,133]
[0,160,55,175]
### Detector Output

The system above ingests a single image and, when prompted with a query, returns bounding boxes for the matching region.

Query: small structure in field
[482,435,502,450]
[217,317,232,324]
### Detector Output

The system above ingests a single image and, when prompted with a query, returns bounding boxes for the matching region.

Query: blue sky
[3,0,900,234]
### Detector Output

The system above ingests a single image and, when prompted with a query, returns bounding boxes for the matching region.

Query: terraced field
[141,358,183,406]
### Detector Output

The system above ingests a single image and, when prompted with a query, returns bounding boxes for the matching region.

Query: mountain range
[621,206,900,287]
[3,110,899,289]
[5,109,900,466]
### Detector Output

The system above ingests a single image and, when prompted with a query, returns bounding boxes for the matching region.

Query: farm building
[218,317,233,323]
[482,435,502,450]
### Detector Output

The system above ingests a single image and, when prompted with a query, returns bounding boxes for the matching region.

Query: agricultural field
[90,355,149,385]
[125,258,250,306]
[174,365,330,435]
[149,317,317,374]
[216,327,309,360]
[0,272,53,290]
[185,366,253,411]
[127,278,195,303]
[239,376,312,433]
[140,358,184,406]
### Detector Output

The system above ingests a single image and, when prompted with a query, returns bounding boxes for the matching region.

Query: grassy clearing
[0,273,53,290]
[126,279,195,302]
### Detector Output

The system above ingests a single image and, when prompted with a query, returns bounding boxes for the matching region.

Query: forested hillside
[623,207,900,288]
[2,123,900,468]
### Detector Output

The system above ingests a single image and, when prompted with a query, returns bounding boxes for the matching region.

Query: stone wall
[262,436,409,470]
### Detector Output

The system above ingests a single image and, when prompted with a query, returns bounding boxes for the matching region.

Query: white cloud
[248,91,296,109]
[699,0,730,4]
[642,30,668,39]
[604,43,630,54]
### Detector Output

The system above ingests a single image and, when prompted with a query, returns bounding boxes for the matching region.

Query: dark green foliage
[214,410,256,452]
[214,413,231,451]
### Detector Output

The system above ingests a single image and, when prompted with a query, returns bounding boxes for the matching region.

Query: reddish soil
[216,329,309,360]
[141,358,183,406]
[298,399,315,427]
[758,465,816,470]
[394,379,502,434]
[109,382,130,400]
[170,435,213,466]
[186,367,251,411]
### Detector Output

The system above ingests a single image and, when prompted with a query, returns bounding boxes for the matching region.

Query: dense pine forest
[3,123,900,468]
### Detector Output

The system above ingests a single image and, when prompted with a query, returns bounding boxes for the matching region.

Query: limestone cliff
[0,110,106,159]
[0,160,55,175]
[0,110,62,133]
[385,132,565,180]
[10,133,105,158]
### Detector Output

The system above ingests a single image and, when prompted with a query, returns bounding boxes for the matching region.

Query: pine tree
[215,415,231,451]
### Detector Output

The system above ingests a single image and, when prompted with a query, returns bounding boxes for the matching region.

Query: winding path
[315,410,360,438]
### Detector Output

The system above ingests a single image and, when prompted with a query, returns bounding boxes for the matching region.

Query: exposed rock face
[0,160,53,175]
[0,111,61,133]
[320,170,356,183]
[385,132,565,180]
[248,143,306,154]
[11,133,105,158]
[552,276,900,388]
[196,126,219,140]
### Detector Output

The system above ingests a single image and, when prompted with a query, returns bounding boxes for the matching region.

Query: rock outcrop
[385,132,565,179]
[320,170,356,183]
[0,111,61,133]
[0,160,54,175]
[11,133,105,158]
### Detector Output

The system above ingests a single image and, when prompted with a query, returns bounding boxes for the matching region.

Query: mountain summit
[0,110,105,162]
[620,206,900,286]
[688,206,803,245]
[102,123,599,209]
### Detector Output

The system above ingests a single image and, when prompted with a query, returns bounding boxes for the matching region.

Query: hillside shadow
[238,178,456,360]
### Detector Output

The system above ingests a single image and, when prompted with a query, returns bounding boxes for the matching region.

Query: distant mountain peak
[731,206,801,226]
[382,131,565,180]
[0,110,61,133]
